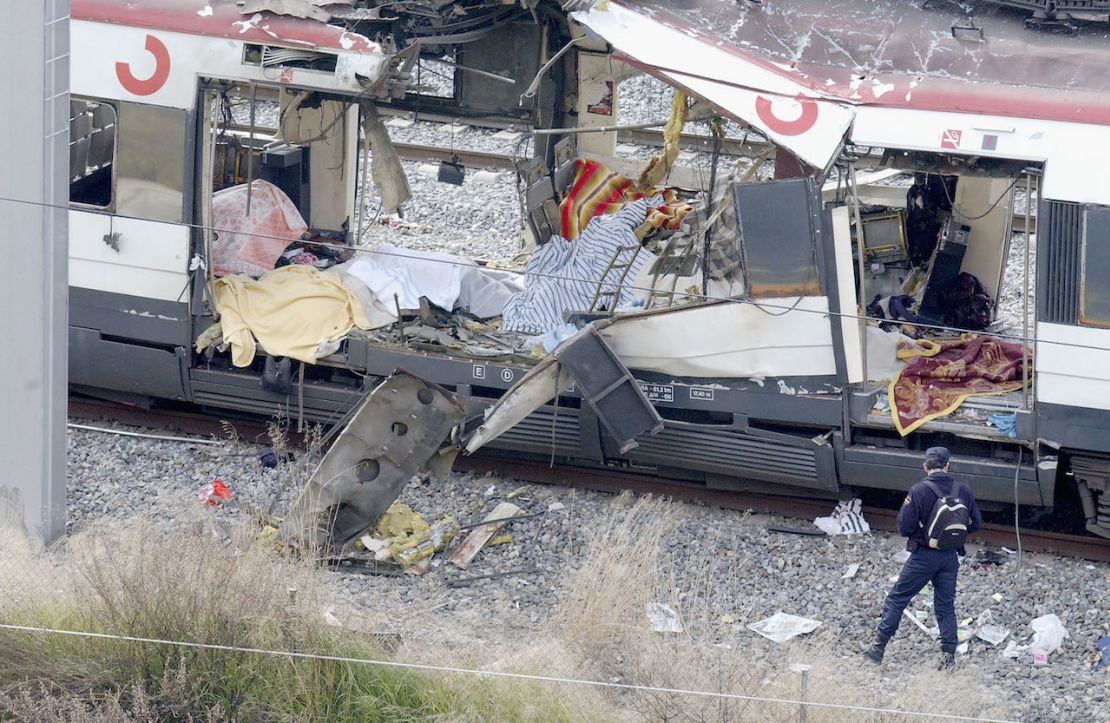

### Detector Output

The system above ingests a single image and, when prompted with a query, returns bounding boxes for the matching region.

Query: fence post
[789,663,812,723]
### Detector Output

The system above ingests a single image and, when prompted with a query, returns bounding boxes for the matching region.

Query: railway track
[69,396,1107,563]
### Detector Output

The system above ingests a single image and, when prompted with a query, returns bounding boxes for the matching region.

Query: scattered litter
[321,606,343,627]
[1090,636,1110,672]
[449,501,521,568]
[976,624,1010,646]
[446,566,539,588]
[974,550,1008,565]
[903,609,939,638]
[813,499,870,535]
[768,524,825,537]
[359,535,393,562]
[197,479,232,506]
[957,641,969,655]
[484,484,497,497]
[646,602,683,633]
[892,549,911,564]
[842,563,860,579]
[747,612,822,643]
[991,593,1004,602]
[888,575,899,582]
[487,533,513,546]
[259,447,294,468]
[505,485,531,499]
[1002,613,1069,664]
[1000,547,1016,554]
[548,501,566,512]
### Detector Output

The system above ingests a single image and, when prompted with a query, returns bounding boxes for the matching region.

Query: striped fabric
[502,199,654,334]
[558,159,692,240]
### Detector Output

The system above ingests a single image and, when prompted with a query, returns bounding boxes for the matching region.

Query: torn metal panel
[279,371,464,552]
[571,2,854,169]
[465,357,574,454]
[555,326,663,453]
[361,101,412,214]
[74,0,382,56]
[237,0,350,23]
[465,325,663,455]
[579,1,1110,127]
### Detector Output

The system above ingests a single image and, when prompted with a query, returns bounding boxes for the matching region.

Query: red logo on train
[754,94,819,136]
[116,34,171,96]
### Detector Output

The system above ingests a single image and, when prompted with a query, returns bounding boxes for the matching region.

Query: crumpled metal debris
[278,371,464,552]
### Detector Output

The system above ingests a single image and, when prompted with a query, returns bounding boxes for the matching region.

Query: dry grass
[543,493,1015,723]
[0,516,585,722]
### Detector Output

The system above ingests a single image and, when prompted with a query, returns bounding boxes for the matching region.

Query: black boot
[862,635,888,664]
[937,651,955,670]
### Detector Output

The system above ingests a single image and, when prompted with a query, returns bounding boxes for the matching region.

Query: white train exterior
[67,0,1110,537]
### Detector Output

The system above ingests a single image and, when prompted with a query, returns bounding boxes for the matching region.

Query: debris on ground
[748,612,822,643]
[449,501,522,568]
[1002,613,1070,664]
[1089,636,1110,672]
[646,602,683,633]
[813,499,870,535]
[198,479,232,506]
[278,371,465,552]
[842,563,860,579]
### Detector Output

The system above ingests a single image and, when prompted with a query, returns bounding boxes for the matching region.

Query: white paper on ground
[748,612,822,643]
[646,602,683,633]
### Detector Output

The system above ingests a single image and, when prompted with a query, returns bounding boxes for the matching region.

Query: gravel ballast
[63,421,1109,722]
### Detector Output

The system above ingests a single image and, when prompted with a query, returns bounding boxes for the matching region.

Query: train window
[115,102,187,223]
[69,98,116,208]
[734,178,822,298]
[1079,206,1110,327]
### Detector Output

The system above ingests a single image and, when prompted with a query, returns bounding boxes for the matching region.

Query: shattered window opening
[69,97,117,210]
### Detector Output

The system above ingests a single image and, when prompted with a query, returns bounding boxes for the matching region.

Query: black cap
[924,446,950,469]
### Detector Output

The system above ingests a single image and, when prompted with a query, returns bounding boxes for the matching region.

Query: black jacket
[897,471,982,552]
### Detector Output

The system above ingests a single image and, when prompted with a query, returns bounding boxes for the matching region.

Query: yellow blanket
[214,265,372,367]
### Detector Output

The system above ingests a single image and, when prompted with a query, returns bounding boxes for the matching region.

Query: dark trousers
[876,548,960,652]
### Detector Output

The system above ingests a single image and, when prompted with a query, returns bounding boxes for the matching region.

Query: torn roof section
[572,1,854,170]
[72,0,381,55]
[573,0,1110,162]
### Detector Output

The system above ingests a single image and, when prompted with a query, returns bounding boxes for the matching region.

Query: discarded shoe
[862,635,888,664]
[938,651,956,670]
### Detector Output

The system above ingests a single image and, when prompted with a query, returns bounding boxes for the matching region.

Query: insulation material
[211,180,307,277]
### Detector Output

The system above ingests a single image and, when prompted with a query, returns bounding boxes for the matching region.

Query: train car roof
[572,0,1110,168]
[72,0,381,55]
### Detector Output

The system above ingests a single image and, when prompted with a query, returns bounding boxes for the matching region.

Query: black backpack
[922,480,971,550]
[942,272,994,331]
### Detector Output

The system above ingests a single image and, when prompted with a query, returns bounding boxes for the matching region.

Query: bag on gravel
[922,480,970,550]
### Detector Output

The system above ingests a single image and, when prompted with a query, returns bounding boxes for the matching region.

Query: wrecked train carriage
[68,0,1110,539]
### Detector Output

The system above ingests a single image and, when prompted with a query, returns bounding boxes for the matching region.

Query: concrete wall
[0,0,69,543]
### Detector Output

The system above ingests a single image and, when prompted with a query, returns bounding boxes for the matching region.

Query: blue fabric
[988,412,1018,438]
[877,548,960,652]
[897,472,982,550]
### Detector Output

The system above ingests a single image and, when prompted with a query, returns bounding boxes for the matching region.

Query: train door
[188,81,361,409]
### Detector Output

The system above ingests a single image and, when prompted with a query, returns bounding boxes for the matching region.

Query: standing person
[862,446,982,669]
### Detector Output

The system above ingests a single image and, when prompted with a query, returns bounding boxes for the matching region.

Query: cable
[1013,446,1024,575]
[0,623,1020,723]
[66,423,223,446]
[2,189,1099,353]
[940,174,1022,222]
